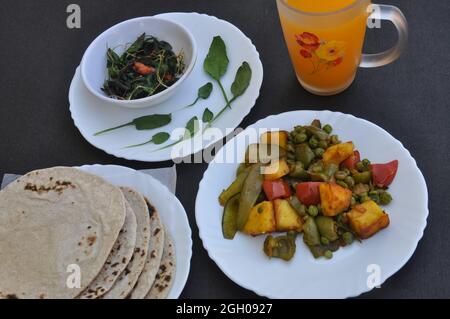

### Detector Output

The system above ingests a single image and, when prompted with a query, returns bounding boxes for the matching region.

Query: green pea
[317,204,322,214]
[295,133,308,143]
[324,250,333,259]
[362,159,371,166]
[315,148,325,157]
[330,135,340,145]
[342,232,354,245]
[379,191,393,205]
[355,161,365,172]
[344,176,355,187]
[309,136,319,148]
[308,205,319,217]
[335,170,348,180]
[294,126,304,133]
[336,180,348,189]
[321,236,330,245]
[319,141,328,150]
[323,124,333,134]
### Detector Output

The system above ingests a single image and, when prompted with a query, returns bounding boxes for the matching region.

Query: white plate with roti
[0,165,191,299]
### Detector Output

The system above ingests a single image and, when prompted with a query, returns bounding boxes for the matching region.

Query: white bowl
[81,17,197,109]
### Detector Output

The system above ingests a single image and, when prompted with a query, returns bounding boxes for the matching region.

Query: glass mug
[276,0,408,95]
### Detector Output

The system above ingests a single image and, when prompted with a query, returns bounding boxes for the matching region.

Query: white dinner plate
[69,13,263,162]
[79,164,192,299]
[196,110,428,299]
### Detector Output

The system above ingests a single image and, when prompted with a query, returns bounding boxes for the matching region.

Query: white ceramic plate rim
[196,110,429,299]
[78,164,192,299]
[69,12,263,162]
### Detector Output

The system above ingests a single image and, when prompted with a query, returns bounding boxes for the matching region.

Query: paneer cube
[347,200,390,239]
[260,131,289,149]
[262,159,290,181]
[319,183,352,217]
[323,142,355,165]
[243,201,276,236]
[274,199,303,232]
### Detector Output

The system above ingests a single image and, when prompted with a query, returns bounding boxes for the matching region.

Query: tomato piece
[262,180,292,201]
[295,182,322,206]
[371,160,399,188]
[341,150,361,170]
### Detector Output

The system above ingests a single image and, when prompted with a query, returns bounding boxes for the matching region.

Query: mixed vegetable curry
[219,120,399,261]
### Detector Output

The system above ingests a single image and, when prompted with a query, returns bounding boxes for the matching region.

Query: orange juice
[277,0,371,95]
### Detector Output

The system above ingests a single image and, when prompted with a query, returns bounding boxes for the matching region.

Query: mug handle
[360,4,408,68]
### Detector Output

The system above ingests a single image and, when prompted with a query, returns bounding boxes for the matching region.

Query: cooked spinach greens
[102,33,185,100]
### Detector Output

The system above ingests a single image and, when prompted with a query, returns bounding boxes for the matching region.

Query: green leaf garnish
[94,114,172,136]
[204,36,229,81]
[202,108,214,124]
[124,132,171,149]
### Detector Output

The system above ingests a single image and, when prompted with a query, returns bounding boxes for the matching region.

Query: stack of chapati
[0,167,175,299]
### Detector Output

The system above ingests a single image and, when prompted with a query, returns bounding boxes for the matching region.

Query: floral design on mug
[295,32,346,74]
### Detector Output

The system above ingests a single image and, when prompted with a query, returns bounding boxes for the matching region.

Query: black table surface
[0,0,449,299]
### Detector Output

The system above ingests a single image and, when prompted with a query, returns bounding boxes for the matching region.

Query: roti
[146,233,176,299]
[102,187,150,299]
[128,200,165,299]
[0,167,126,299]
[78,200,137,299]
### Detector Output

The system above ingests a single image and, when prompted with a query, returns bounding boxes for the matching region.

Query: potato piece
[262,159,290,181]
[319,183,352,217]
[347,200,390,239]
[323,142,355,165]
[274,199,303,232]
[243,201,276,236]
[245,144,286,164]
[260,131,289,149]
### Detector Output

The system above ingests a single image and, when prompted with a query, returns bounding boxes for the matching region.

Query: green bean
[237,163,263,230]
[287,152,295,160]
[289,196,307,216]
[323,124,333,134]
[295,143,315,168]
[289,162,310,180]
[303,217,321,246]
[336,180,348,189]
[312,165,322,173]
[335,170,348,180]
[315,216,339,241]
[321,237,330,245]
[344,176,355,187]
